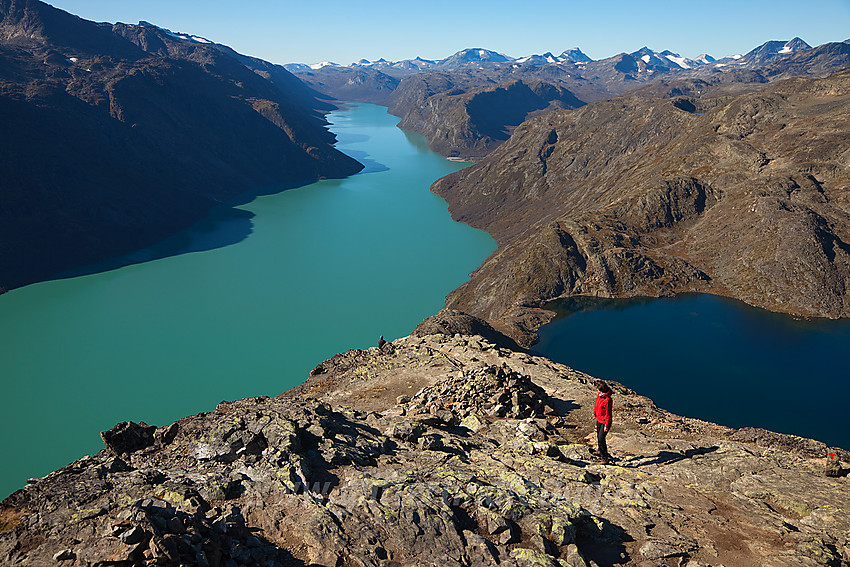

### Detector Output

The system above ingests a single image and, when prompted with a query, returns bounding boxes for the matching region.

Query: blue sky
[48,0,850,65]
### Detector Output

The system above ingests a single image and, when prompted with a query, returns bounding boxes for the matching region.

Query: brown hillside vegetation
[433,69,850,346]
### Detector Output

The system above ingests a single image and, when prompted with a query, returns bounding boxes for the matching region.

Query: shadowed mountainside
[0,0,362,292]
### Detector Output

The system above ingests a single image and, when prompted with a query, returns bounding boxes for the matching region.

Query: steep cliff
[0,0,362,292]
[432,69,850,345]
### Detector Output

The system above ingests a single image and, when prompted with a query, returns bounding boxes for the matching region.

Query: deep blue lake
[532,294,850,450]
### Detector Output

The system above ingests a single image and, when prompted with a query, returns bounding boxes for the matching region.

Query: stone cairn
[404,364,549,421]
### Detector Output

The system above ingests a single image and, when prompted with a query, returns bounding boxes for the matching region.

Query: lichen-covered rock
[2,334,848,566]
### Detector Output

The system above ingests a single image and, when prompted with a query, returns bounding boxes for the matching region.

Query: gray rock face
[2,334,848,566]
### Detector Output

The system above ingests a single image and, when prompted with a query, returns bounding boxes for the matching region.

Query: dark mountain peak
[458,47,508,60]
[0,0,141,57]
[629,47,664,65]
[742,37,812,64]
[613,52,639,73]
[786,37,811,50]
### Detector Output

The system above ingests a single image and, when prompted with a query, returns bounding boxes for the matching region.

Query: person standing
[593,380,613,464]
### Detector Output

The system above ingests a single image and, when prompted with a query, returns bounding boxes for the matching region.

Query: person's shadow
[628,445,720,467]
[577,516,634,566]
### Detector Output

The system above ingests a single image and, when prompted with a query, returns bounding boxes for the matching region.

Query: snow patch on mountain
[664,54,691,69]
[138,21,212,45]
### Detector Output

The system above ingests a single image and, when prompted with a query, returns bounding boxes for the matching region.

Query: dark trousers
[596,421,609,459]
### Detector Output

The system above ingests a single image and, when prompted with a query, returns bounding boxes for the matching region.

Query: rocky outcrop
[0,0,362,292]
[414,308,524,351]
[2,334,847,566]
[432,69,850,346]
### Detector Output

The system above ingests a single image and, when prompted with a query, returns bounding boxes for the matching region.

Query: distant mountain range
[289,37,848,160]
[284,39,812,76]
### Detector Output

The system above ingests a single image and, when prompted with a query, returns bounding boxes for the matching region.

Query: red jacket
[594,391,612,427]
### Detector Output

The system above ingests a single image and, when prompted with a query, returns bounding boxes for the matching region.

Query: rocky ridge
[2,333,847,566]
[431,68,850,346]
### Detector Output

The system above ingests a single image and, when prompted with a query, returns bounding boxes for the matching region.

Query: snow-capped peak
[559,48,592,63]
[309,61,339,69]
[777,38,809,54]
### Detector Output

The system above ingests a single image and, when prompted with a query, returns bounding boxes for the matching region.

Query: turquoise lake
[3,102,847,500]
[0,103,496,499]
[532,294,850,450]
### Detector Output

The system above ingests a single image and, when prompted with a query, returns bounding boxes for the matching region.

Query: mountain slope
[0,0,362,292]
[286,65,400,104]
[432,69,850,345]
[388,75,585,159]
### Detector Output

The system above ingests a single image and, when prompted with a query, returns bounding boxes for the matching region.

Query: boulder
[100,421,156,455]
